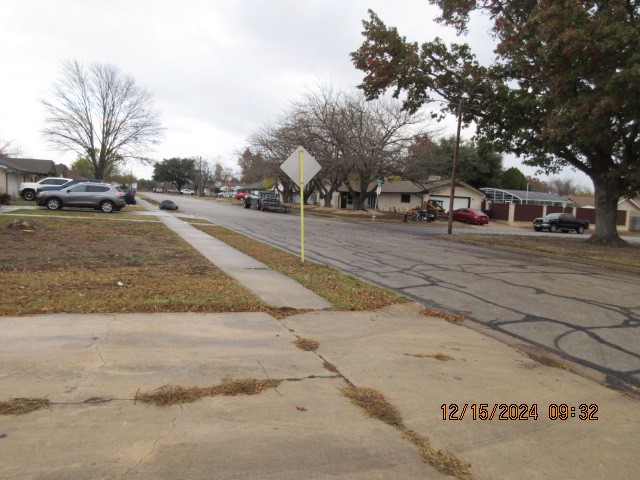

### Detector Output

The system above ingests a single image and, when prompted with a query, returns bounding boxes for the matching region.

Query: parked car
[452,208,489,225]
[159,199,178,210]
[122,189,136,205]
[234,192,247,200]
[180,188,195,195]
[18,177,69,201]
[35,182,126,213]
[533,213,589,233]
[37,178,107,196]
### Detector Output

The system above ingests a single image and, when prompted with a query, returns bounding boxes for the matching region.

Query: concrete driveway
[145,193,640,393]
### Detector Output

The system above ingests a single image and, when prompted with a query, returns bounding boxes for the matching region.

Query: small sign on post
[281,146,321,263]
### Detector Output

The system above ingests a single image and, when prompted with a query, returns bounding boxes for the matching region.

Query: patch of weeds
[405,353,454,361]
[340,386,473,479]
[420,308,465,324]
[177,216,213,225]
[136,378,281,406]
[526,352,572,372]
[403,429,473,479]
[293,337,320,351]
[0,398,50,416]
[340,386,403,428]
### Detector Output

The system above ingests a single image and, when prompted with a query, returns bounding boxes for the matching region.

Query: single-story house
[0,164,7,196]
[566,195,640,213]
[0,157,60,198]
[333,179,485,212]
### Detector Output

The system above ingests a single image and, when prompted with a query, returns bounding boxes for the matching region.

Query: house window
[400,194,410,203]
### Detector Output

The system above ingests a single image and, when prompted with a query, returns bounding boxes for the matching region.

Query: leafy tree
[42,60,164,180]
[70,155,95,178]
[404,135,502,188]
[238,149,267,184]
[153,158,195,192]
[351,2,640,243]
[501,167,527,190]
[137,178,158,191]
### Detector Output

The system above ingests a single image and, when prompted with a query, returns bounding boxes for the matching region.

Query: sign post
[373,178,384,220]
[299,149,304,262]
[281,146,321,263]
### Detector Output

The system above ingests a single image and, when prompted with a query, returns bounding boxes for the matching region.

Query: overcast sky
[0,0,591,187]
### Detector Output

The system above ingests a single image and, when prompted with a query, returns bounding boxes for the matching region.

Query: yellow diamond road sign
[281,146,321,187]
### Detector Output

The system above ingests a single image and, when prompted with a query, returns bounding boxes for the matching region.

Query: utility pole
[447,99,463,235]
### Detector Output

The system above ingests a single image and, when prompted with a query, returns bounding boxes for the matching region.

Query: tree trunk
[588,178,625,244]
[323,187,336,207]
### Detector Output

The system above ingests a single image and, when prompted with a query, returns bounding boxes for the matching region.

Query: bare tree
[0,138,21,157]
[41,60,164,180]
[337,92,424,209]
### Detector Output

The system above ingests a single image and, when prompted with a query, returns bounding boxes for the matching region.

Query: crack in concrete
[118,404,183,478]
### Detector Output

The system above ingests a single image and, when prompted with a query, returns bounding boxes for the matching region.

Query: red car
[234,192,247,200]
[452,208,489,225]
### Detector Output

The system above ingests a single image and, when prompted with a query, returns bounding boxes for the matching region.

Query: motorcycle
[411,208,436,222]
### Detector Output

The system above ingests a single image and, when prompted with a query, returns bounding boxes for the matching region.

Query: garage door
[429,195,470,212]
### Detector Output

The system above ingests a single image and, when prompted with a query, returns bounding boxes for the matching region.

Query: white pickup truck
[19,177,69,201]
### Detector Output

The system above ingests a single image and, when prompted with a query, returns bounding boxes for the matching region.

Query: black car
[533,213,589,234]
[122,189,137,205]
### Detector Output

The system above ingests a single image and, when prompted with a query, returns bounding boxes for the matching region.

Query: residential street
[147,193,640,393]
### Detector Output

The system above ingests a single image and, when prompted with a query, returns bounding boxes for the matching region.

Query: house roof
[0,157,58,175]
[567,196,595,207]
[481,188,573,205]
[237,181,264,190]
[337,179,480,194]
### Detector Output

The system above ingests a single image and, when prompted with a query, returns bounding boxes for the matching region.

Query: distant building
[0,157,62,198]
[481,188,573,207]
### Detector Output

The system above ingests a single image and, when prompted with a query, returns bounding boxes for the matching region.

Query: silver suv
[35,182,126,213]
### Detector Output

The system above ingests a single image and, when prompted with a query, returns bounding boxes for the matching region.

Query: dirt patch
[0,398,50,416]
[526,352,572,372]
[420,308,466,324]
[6,218,40,231]
[136,378,282,406]
[323,361,338,372]
[0,216,266,316]
[340,386,472,479]
[405,353,454,361]
[293,337,320,351]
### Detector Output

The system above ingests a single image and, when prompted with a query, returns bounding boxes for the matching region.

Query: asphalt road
[147,194,640,393]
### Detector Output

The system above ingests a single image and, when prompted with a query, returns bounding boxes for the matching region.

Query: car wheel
[577,225,585,234]
[23,190,35,201]
[465,218,472,224]
[46,198,62,210]
[550,224,558,233]
[534,227,542,232]
[244,202,251,209]
[100,201,115,213]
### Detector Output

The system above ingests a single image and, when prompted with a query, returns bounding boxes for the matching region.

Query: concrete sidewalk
[137,197,331,310]
[0,304,638,479]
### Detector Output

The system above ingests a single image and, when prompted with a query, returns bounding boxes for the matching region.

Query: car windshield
[545,213,562,219]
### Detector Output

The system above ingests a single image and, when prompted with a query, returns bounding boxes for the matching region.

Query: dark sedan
[452,208,489,225]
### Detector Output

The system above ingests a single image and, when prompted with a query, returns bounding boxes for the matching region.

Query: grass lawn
[446,234,640,269]
[1,208,158,221]
[196,225,409,310]
[0,216,265,316]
